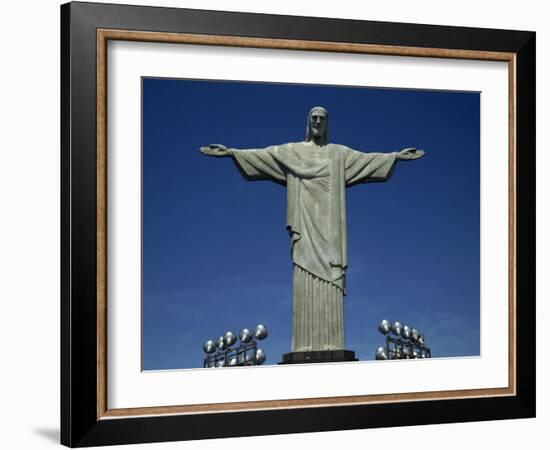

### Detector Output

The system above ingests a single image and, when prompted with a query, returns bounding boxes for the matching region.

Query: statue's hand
[397,148,425,161]
[199,144,231,157]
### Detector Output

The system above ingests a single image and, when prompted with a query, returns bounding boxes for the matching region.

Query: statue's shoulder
[283,141,306,148]
[259,142,295,154]
[327,143,352,155]
[329,143,351,151]
[277,141,307,152]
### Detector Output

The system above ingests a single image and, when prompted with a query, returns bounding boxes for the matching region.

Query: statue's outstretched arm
[199,143,232,157]
[199,143,287,185]
[344,145,422,186]
[396,147,425,161]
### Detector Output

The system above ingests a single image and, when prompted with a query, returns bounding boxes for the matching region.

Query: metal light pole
[375,319,431,360]
[202,324,268,368]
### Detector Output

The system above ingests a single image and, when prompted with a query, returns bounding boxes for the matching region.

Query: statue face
[309,110,327,138]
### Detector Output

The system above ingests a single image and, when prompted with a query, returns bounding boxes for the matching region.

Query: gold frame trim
[96,29,517,420]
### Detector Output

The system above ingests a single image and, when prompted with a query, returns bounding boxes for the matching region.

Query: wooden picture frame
[61,1,535,446]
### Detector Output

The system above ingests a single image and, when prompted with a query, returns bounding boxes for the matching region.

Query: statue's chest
[294,147,331,173]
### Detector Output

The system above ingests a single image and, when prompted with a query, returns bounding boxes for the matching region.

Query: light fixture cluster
[375,319,431,360]
[203,324,268,368]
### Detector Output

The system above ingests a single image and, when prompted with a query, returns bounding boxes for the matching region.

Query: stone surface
[200,106,424,360]
[279,350,358,364]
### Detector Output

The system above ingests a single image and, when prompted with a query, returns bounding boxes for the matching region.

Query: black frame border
[61,1,535,447]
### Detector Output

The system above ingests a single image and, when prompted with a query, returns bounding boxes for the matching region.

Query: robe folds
[231,142,397,292]
[231,142,396,351]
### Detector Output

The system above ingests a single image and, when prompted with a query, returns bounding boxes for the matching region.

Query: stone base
[279,350,357,364]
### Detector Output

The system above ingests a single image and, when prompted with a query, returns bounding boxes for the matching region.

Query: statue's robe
[231,142,396,351]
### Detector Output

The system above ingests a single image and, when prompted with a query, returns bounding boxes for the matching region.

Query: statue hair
[305,106,329,145]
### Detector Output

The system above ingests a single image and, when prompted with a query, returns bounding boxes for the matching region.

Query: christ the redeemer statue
[200,106,424,364]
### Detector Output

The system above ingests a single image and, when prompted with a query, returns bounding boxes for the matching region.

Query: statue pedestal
[279,350,357,364]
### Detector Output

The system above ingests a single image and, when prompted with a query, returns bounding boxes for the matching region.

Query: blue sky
[142,78,480,370]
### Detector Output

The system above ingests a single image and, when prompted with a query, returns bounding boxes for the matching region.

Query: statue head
[305,106,328,145]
